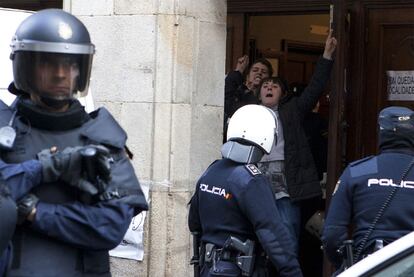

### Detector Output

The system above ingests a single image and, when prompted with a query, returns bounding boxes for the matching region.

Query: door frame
[227,0,347,215]
[227,2,347,277]
[227,1,414,276]
[347,0,414,163]
[0,0,61,10]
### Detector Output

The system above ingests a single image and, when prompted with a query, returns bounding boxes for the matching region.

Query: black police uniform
[0,190,17,276]
[323,106,414,269]
[322,150,414,268]
[0,96,148,277]
[189,158,302,277]
[0,182,17,274]
[0,157,42,276]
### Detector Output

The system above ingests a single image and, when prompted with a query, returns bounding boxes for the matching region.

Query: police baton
[190,231,201,277]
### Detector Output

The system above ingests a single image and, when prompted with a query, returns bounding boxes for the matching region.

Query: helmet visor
[33,52,80,100]
[14,51,93,99]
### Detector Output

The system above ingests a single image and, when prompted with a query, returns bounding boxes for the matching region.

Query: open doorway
[227,13,331,277]
[248,14,331,116]
[0,0,62,10]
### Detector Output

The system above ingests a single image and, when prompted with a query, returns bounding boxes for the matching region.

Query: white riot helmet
[221,104,276,164]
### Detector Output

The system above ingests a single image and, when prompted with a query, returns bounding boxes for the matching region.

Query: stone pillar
[63,1,227,276]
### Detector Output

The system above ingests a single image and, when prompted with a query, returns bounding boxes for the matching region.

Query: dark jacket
[0,159,42,276]
[322,149,414,268]
[0,96,148,277]
[279,57,333,201]
[189,159,303,277]
[224,71,259,119]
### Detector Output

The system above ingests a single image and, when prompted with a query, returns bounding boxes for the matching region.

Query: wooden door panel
[362,8,414,156]
[381,24,414,109]
[226,14,246,74]
[283,50,329,118]
[286,60,307,84]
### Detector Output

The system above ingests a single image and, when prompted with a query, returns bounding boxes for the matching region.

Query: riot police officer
[2,9,148,276]
[188,104,303,277]
[322,106,414,269]
[0,148,110,276]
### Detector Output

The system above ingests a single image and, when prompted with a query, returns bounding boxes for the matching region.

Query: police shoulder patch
[349,155,378,178]
[245,164,261,176]
[349,155,374,167]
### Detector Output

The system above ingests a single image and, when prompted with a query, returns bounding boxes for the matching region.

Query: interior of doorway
[0,0,62,11]
[229,13,331,277]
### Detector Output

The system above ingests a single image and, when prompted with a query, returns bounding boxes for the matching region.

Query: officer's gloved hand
[17,193,39,225]
[37,145,112,195]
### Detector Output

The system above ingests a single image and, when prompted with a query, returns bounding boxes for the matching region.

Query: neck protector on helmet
[221,140,264,164]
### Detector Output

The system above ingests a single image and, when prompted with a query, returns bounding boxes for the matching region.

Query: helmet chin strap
[221,141,264,164]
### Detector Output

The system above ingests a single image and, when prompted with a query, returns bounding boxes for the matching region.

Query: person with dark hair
[290,82,328,181]
[256,30,337,257]
[323,106,414,271]
[223,56,274,141]
[1,9,148,276]
[225,57,274,118]
[287,81,329,276]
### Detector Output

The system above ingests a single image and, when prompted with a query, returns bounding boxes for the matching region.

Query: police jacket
[322,148,414,268]
[0,159,42,201]
[278,57,333,201]
[0,159,41,276]
[188,158,302,277]
[0,96,148,277]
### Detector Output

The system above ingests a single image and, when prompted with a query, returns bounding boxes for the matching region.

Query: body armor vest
[0,99,139,277]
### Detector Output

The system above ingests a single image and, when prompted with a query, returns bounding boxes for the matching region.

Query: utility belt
[203,237,256,277]
[361,239,391,259]
[204,245,267,266]
[204,244,239,264]
[336,238,390,275]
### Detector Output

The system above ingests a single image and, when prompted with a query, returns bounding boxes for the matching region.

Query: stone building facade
[63,0,227,276]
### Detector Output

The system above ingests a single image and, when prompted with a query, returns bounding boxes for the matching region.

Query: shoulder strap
[81,107,127,149]
[245,164,261,176]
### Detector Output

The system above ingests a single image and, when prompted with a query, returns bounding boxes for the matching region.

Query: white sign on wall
[387,70,414,101]
[109,182,150,261]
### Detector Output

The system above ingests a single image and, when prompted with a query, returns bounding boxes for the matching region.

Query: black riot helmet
[0,183,17,254]
[10,9,95,108]
[378,106,414,150]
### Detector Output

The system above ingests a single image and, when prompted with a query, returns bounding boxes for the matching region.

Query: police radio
[0,111,17,150]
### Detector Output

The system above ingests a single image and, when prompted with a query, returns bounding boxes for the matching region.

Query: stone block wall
[64,1,227,276]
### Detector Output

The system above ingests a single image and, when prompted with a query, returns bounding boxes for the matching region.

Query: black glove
[17,194,39,225]
[38,145,112,195]
[79,145,112,184]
